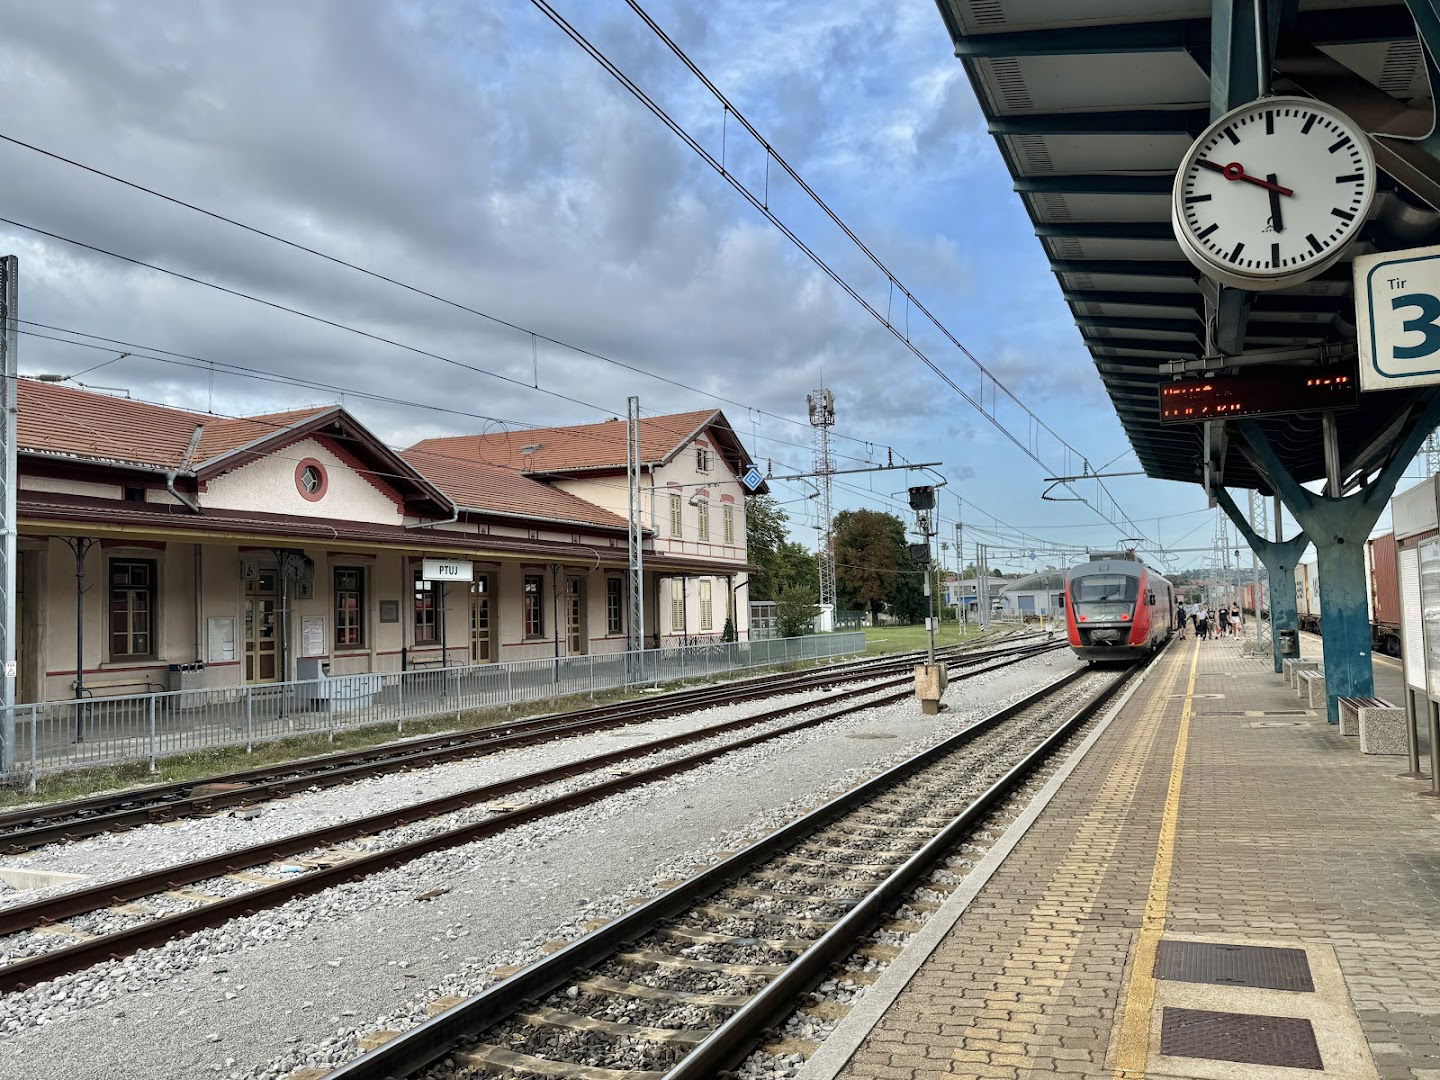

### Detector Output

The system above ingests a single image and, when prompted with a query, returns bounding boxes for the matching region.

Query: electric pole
[807,389,836,626]
[626,396,645,674]
[0,257,16,773]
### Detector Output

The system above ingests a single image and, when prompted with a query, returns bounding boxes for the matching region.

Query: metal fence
[2,631,866,782]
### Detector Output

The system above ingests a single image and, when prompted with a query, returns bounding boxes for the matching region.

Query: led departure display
[1158,368,1357,424]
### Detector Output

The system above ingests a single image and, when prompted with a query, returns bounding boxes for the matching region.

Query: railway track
[0,633,1047,854]
[320,658,1141,1080]
[0,635,1067,993]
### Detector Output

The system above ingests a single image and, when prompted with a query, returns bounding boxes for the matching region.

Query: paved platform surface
[820,636,1440,1079]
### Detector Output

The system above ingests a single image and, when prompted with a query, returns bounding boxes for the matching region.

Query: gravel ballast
[0,647,1079,1080]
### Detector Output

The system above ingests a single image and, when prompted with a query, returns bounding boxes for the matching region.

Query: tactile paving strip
[1160,1007,1323,1070]
[1155,939,1315,992]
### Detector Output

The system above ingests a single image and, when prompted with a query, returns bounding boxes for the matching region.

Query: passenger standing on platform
[1195,609,1209,640]
[1230,604,1241,636]
[1177,600,1187,640]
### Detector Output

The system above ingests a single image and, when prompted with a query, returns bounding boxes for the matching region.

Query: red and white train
[1064,552,1176,662]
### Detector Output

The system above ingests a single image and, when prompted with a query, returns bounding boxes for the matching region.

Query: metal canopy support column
[1238,393,1440,722]
[1216,489,1309,673]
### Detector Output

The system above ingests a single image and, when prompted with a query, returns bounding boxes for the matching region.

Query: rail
[1,632,865,782]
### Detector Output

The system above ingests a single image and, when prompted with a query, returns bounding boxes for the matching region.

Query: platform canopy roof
[936,0,1440,495]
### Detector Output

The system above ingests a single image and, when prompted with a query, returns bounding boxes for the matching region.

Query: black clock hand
[1266,172,1284,233]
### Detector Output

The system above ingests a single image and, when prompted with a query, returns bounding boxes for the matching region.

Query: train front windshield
[1071,574,1138,621]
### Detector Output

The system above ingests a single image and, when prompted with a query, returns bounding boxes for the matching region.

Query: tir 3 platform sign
[1357,244,1440,391]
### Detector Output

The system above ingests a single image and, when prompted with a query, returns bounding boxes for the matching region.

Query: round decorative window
[294,458,328,502]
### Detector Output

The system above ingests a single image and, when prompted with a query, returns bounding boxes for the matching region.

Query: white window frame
[722,504,735,545]
[669,493,683,537]
[697,500,709,541]
[699,579,713,631]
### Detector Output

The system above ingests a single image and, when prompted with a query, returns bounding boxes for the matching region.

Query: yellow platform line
[1112,637,1200,1079]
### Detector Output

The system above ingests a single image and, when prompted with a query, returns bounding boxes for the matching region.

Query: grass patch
[860,623,997,656]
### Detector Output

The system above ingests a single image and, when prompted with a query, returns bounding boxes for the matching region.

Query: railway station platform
[802,636,1440,1080]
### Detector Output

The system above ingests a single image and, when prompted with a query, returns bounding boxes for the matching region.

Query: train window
[1070,574,1138,621]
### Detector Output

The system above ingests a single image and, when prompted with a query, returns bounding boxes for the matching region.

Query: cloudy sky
[0,0,1239,570]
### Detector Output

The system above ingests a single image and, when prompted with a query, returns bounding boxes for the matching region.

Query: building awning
[935,1,1440,494]
[18,493,754,575]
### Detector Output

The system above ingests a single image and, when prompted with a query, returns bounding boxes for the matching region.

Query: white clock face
[1172,96,1375,291]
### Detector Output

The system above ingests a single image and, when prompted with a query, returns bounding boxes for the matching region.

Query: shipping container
[1367,532,1401,655]
[1295,561,1321,631]
[1290,536,1402,654]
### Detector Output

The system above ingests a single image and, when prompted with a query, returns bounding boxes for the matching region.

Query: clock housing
[1171,96,1375,291]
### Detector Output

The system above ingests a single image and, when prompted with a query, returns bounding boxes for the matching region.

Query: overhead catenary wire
[0,131,896,469]
[16,319,907,518]
[527,0,1155,548]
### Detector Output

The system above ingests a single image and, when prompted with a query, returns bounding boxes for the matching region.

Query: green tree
[775,585,821,638]
[772,541,818,597]
[833,509,909,621]
[745,494,794,601]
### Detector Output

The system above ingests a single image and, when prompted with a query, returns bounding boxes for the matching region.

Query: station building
[15,380,760,704]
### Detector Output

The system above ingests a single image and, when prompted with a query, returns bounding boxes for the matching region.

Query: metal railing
[2,632,866,782]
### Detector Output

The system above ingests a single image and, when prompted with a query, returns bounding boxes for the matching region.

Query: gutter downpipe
[164,425,205,670]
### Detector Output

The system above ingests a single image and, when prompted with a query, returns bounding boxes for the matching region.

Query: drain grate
[1155,940,1315,992]
[1160,1007,1322,1070]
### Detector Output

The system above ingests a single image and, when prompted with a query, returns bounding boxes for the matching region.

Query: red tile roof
[17,380,676,533]
[400,448,629,530]
[20,379,209,469]
[17,379,335,470]
[409,410,721,473]
[193,407,338,462]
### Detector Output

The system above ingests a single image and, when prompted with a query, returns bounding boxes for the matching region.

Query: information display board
[1400,545,1425,692]
[1418,539,1440,699]
[1158,369,1356,423]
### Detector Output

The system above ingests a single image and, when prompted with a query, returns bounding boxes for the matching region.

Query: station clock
[1171,97,1376,291]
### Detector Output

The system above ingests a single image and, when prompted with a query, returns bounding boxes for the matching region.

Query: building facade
[16,381,761,703]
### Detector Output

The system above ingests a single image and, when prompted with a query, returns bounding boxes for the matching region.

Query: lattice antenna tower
[808,389,837,611]
[1248,488,1269,618]
[1424,432,1440,477]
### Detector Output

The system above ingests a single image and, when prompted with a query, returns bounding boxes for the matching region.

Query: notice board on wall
[301,616,327,658]
[207,617,236,664]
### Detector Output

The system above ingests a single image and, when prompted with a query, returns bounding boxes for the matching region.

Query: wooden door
[566,578,586,655]
[470,575,493,663]
[244,568,279,683]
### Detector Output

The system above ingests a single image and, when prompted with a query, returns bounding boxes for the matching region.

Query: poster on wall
[1418,539,1440,700]
[207,617,236,663]
[301,616,327,658]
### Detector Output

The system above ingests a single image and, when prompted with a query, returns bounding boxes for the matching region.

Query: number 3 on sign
[1355,245,1440,391]
[1391,293,1440,360]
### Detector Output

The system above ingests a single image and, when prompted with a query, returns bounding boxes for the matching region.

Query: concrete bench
[1284,658,1319,689]
[1339,696,1407,755]
[1298,669,1327,710]
[1337,696,1382,737]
